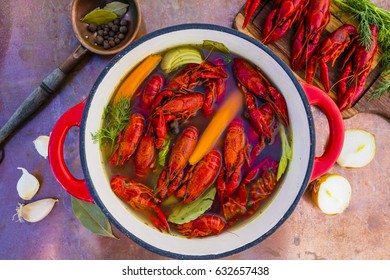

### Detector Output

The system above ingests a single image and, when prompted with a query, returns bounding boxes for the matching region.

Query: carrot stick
[113,54,162,104]
[189,89,243,165]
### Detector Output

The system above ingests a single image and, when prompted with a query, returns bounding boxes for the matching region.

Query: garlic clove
[16,167,40,200]
[33,135,50,159]
[15,198,58,223]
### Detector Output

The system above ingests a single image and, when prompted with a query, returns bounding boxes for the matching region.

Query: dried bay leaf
[168,187,216,224]
[103,2,129,17]
[71,196,118,239]
[81,9,118,25]
[202,40,230,54]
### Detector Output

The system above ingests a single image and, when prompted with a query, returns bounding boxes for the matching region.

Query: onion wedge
[337,129,376,168]
[311,174,352,215]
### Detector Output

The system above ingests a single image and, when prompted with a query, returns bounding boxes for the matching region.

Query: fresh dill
[91,97,131,151]
[334,0,390,98]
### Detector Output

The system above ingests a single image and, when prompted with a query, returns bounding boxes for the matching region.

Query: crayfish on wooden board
[241,0,380,112]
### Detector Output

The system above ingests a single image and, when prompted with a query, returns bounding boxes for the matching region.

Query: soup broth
[97,42,291,237]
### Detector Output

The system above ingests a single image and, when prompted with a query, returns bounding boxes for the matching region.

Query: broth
[98,43,290,237]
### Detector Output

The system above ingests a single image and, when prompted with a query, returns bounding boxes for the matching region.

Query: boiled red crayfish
[306,24,358,92]
[166,61,227,93]
[109,113,145,166]
[262,0,309,44]
[176,214,226,238]
[152,93,204,149]
[217,119,249,203]
[242,0,262,29]
[233,58,289,128]
[111,175,170,232]
[156,126,199,199]
[140,75,165,112]
[134,125,156,178]
[337,25,379,112]
[178,149,221,204]
[243,157,278,216]
[291,0,331,71]
[165,60,227,116]
[221,157,278,225]
[202,58,227,116]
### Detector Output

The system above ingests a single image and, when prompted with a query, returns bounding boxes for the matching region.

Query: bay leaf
[202,40,230,54]
[71,196,118,239]
[81,9,118,25]
[103,2,129,17]
[168,187,216,224]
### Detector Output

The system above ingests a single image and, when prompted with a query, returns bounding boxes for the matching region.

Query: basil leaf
[71,196,118,239]
[103,2,129,17]
[202,40,230,54]
[81,9,118,25]
[168,187,216,224]
[277,124,292,180]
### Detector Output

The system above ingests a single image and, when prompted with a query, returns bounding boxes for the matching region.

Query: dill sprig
[91,97,131,150]
[334,0,390,98]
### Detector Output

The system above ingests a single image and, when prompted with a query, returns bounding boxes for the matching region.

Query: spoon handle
[0,45,88,146]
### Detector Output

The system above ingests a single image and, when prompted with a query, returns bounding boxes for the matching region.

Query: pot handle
[301,82,344,181]
[48,99,94,203]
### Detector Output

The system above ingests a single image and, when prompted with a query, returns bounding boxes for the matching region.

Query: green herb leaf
[71,196,118,239]
[277,124,292,181]
[158,139,171,167]
[168,187,216,224]
[202,40,230,54]
[81,9,118,25]
[91,97,131,151]
[103,2,129,17]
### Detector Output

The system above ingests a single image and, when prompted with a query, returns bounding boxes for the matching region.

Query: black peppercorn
[95,35,104,45]
[88,23,97,33]
[118,33,125,40]
[120,19,128,26]
[119,26,128,34]
[103,40,110,49]
[112,25,119,32]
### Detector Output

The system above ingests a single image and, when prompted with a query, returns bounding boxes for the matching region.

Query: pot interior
[80,24,314,259]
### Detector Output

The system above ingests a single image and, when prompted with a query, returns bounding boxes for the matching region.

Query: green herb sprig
[91,97,131,151]
[334,0,390,98]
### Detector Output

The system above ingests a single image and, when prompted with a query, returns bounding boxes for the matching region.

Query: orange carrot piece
[113,54,162,104]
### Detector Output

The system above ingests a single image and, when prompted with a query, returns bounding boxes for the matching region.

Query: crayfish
[337,25,379,112]
[262,0,309,44]
[306,24,358,92]
[221,157,278,225]
[291,0,331,71]
[216,119,250,203]
[156,126,199,199]
[233,57,289,129]
[111,175,170,233]
[109,113,145,166]
[176,214,226,238]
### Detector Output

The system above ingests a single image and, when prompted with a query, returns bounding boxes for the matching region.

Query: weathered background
[0,0,389,259]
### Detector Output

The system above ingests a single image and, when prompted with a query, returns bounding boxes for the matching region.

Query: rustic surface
[0,0,389,260]
[233,0,390,120]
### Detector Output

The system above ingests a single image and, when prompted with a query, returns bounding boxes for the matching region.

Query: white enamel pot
[48,24,344,259]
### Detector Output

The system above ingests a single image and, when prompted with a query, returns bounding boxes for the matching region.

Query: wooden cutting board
[233,0,389,120]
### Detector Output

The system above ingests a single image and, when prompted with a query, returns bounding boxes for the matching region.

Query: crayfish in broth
[96,42,292,238]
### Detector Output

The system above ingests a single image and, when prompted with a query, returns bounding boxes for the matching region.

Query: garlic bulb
[33,135,50,159]
[16,167,40,200]
[15,198,58,223]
